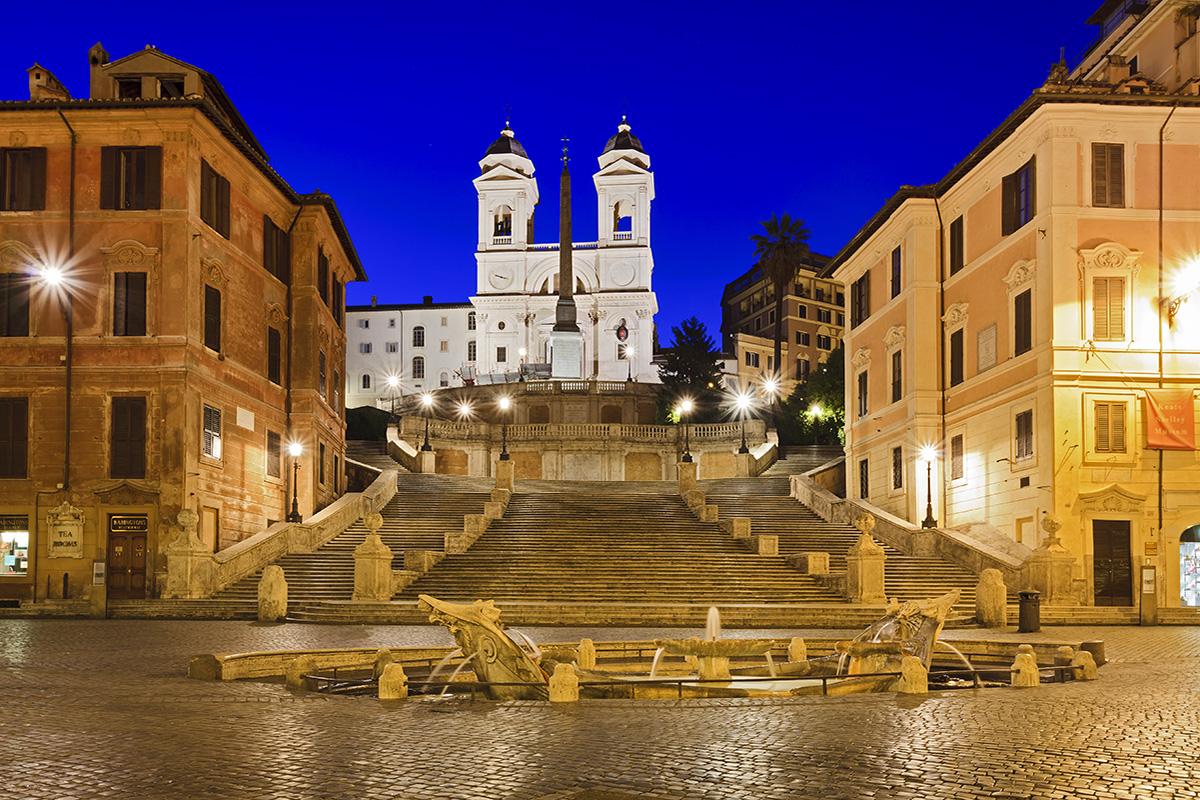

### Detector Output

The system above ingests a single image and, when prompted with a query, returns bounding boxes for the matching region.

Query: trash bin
[1017,590,1041,633]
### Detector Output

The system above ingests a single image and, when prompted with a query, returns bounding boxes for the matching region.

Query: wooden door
[107,515,147,600]
[1093,519,1132,607]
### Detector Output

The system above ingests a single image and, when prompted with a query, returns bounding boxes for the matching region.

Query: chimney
[87,42,109,100]
[27,64,71,101]
[371,295,377,307]
[423,295,433,305]
[1107,54,1131,83]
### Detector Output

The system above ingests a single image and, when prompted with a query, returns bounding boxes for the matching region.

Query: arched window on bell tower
[613,199,633,240]
[493,204,513,242]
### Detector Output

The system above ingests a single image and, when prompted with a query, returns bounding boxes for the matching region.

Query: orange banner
[1145,390,1196,450]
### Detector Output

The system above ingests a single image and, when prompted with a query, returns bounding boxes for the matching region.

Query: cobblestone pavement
[3,619,1200,799]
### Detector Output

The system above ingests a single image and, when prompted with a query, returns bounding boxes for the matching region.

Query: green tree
[749,214,812,382]
[656,316,724,422]
[780,345,845,445]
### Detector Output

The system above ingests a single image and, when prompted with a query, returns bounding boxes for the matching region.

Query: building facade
[829,0,1200,608]
[0,44,364,601]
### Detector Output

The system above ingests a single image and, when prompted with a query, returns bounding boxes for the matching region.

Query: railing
[612,231,633,241]
[397,417,763,444]
[528,242,599,252]
[491,235,513,245]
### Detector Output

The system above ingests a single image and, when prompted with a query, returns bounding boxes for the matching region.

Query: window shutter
[267,327,281,384]
[127,272,146,336]
[950,329,964,386]
[129,398,146,478]
[113,272,127,335]
[1093,278,1109,340]
[263,216,275,277]
[1095,402,1110,451]
[1109,145,1124,207]
[217,173,230,237]
[144,147,162,209]
[0,398,28,478]
[280,226,291,284]
[111,399,129,477]
[1092,143,1108,207]
[1001,172,1017,235]
[1015,289,1032,355]
[200,160,212,224]
[100,146,116,209]
[1109,278,1125,340]
[204,285,221,352]
[1112,402,1126,452]
[30,148,47,210]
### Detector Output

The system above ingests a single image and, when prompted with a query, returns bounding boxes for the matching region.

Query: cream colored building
[829,0,1200,609]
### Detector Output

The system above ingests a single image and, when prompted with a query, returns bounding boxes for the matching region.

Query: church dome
[602,116,645,155]
[485,124,528,159]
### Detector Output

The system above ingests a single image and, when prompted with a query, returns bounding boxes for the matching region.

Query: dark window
[361,373,371,389]
[1015,410,1034,461]
[202,404,221,459]
[334,455,340,493]
[413,326,425,348]
[1092,143,1124,208]
[468,312,476,331]
[949,216,964,275]
[818,308,831,323]
[950,434,964,481]
[1014,289,1032,355]
[267,327,282,385]
[110,396,146,479]
[1095,401,1127,453]
[317,249,330,305]
[262,216,291,284]
[318,351,327,401]
[797,304,807,319]
[892,446,903,490]
[319,442,326,485]
[199,160,230,238]
[950,329,964,387]
[1093,277,1125,341]
[850,271,871,327]
[1002,157,1036,235]
[817,334,831,350]
[266,430,282,479]
[203,285,221,352]
[891,350,902,403]
[859,459,869,499]
[1,148,47,211]
[857,371,868,418]
[797,358,810,380]
[113,272,147,336]
[0,272,31,337]
[333,370,340,415]
[116,78,141,99]
[495,348,506,365]
[745,351,759,368]
[332,279,343,327]
[100,147,161,210]
[890,247,901,298]
[0,397,29,478]
[413,356,426,378]
[159,78,185,98]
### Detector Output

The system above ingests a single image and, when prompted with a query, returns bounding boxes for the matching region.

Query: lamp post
[498,396,511,461]
[40,265,73,491]
[625,344,635,382]
[420,392,433,452]
[287,442,303,523]
[679,399,693,463]
[920,445,938,529]
[734,391,752,454]
[386,375,400,417]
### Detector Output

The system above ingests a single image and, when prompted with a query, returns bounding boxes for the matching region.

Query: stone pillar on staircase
[496,459,515,492]
[678,461,698,495]
[162,509,217,599]
[735,451,753,478]
[1021,514,1079,605]
[418,450,436,474]
[352,512,394,601]
[845,513,887,604]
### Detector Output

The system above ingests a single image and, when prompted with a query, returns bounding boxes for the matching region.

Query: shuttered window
[0,272,31,337]
[1002,157,1035,235]
[113,272,147,336]
[199,160,230,237]
[949,216,965,275]
[0,397,29,478]
[318,351,327,400]
[857,371,868,418]
[1095,401,1127,453]
[266,430,282,479]
[100,147,161,210]
[950,434,964,481]
[949,329,964,387]
[0,148,47,211]
[850,271,871,327]
[317,249,329,304]
[267,326,282,385]
[332,279,343,326]
[890,247,901,298]
[1093,277,1125,341]
[111,397,146,479]
[1015,410,1034,461]
[202,404,222,459]
[1092,143,1124,208]
[1014,289,1032,355]
[262,216,291,284]
[204,285,221,352]
[891,350,902,403]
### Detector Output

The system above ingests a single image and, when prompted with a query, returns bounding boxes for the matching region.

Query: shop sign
[1145,390,1196,450]
[46,502,84,559]
[110,515,148,533]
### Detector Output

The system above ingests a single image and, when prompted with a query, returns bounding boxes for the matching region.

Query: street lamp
[679,398,694,462]
[420,392,434,452]
[734,391,752,454]
[625,344,635,382]
[40,264,74,490]
[386,375,400,416]
[807,403,824,445]
[920,445,938,529]
[498,396,511,461]
[287,441,303,523]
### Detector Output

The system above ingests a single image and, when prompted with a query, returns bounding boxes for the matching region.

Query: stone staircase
[761,445,844,477]
[345,440,408,471]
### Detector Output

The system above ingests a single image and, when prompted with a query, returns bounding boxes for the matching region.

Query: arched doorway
[1181,525,1200,607]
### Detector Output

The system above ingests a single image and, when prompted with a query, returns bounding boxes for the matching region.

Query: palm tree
[750,214,812,384]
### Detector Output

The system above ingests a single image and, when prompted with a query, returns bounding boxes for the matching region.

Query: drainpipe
[55,107,76,492]
[1157,103,1177,544]
[933,197,947,526]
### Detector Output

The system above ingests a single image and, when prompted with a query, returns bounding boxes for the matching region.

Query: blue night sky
[3,1,1101,344]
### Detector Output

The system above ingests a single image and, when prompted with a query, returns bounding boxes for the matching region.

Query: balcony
[491,235,513,246]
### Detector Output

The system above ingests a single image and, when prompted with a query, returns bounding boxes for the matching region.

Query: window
[1095,401,1127,453]
[949,329,964,387]
[1092,143,1125,208]
[797,359,810,380]
[1015,409,1034,461]
[266,430,282,479]
[467,341,476,362]
[950,434,964,481]
[358,319,370,329]
[263,216,290,284]
[110,397,146,479]
[359,343,372,354]
[412,356,425,379]
[333,370,340,414]
[468,312,476,331]
[818,308,832,323]
[745,351,759,368]
[413,326,425,347]
[440,340,449,353]
[100,147,162,210]
[892,446,903,490]
[361,374,371,390]
[440,316,448,327]
[857,371,868,418]
[755,317,762,331]
[317,248,329,305]
[1,148,47,211]
[202,404,222,459]
[1002,157,1035,235]
[388,318,396,328]
[203,285,221,352]
[0,397,29,478]
[0,273,30,337]
[385,342,398,354]
[1093,277,1125,341]
[891,247,901,299]
[319,442,326,485]
[318,351,327,400]
[1014,289,1032,356]
[797,305,807,319]
[496,347,507,364]
[817,334,831,350]
[798,332,811,347]
[334,455,340,493]
[159,78,184,98]
[116,78,141,99]
[0,515,28,575]
[837,312,844,326]
[332,279,343,327]
[267,327,282,385]
[891,350,902,403]
[769,309,776,324]
[767,356,774,371]
[859,459,869,499]
[439,373,450,387]
[199,160,230,238]
[850,271,871,327]
[949,216,964,275]
[113,272,147,336]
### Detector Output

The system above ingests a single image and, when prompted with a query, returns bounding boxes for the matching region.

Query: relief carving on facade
[122,128,140,146]
[883,326,905,350]
[851,347,871,369]
[1003,258,1036,289]
[0,240,37,271]
[942,302,969,329]
[635,308,651,319]
[1077,483,1146,514]
[202,258,229,288]
[9,131,27,147]
[264,302,288,325]
[1078,241,1142,280]
[1099,123,1118,141]
[102,240,160,269]
[94,480,160,506]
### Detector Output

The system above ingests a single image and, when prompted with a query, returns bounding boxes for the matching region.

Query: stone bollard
[578,639,597,670]
[677,460,698,495]
[285,655,317,690]
[352,513,394,601]
[1080,640,1106,666]
[846,514,886,604]
[1011,644,1040,687]
[495,459,515,492]
[895,655,928,694]
[378,663,409,699]
[549,663,579,702]
[1070,650,1099,681]
[974,568,1008,628]
[787,637,807,663]
[1054,646,1075,668]
[257,564,288,622]
[373,648,394,679]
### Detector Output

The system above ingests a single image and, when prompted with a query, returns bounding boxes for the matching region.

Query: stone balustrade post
[496,459,515,492]
[162,509,217,599]
[975,568,1008,628]
[257,564,287,622]
[845,513,887,604]
[352,513,394,601]
[418,450,436,474]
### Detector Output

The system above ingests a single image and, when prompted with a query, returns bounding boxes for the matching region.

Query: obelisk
[550,139,583,379]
